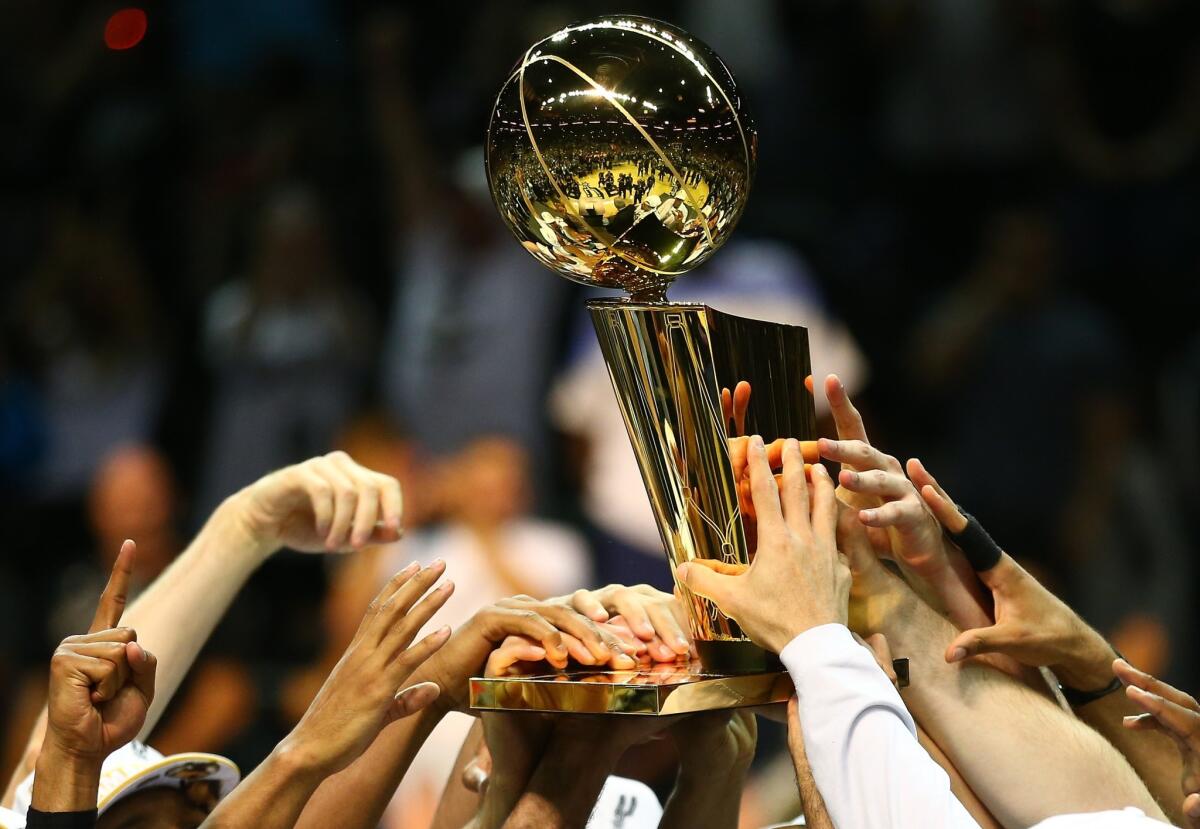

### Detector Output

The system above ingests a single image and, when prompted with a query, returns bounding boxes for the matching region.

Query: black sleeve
[23,807,98,829]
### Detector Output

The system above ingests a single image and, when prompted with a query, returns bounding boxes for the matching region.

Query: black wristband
[947,510,1004,572]
[24,807,98,829]
[1059,649,1126,708]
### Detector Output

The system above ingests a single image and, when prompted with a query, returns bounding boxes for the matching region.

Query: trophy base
[694,639,781,675]
[469,659,792,716]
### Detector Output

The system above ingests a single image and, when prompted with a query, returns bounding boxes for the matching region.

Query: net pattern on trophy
[485,16,756,298]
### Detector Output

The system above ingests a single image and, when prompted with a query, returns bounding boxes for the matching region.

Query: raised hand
[1115,659,1200,827]
[229,451,405,556]
[723,378,820,544]
[676,437,848,652]
[943,554,1116,689]
[817,377,993,629]
[281,561,454,776]
[33,540,158,812]
[43,540,158,762]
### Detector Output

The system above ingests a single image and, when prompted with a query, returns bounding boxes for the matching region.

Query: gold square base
[469,659,793,716]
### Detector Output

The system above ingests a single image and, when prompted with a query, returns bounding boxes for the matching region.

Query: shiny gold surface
[470,659,793,716]
[478,17,816,714]
[589,301,816,674]
[485,15,755,300]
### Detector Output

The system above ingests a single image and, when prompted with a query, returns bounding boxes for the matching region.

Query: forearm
[1076,691,1185,824]
[201,742,325,829]
[784,738,834,829]
[660,759,750,829]
[30,747,101,813]
[294,705,442,829]
[127,496,269,736]
[431,723,484,829]
[916,726,1001,829]
[3,502,266,809]
[502,736,616,829]
[782,624,978,829]
[869,582,1164,826]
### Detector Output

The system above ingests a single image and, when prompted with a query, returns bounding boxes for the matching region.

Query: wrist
[32,743,102,813]
[1051,626,1117,691]
[210,494,279,565]
[270,734,340,785]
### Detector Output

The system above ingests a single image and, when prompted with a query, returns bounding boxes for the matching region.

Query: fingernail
[813,464,829,480]
[403,560,420,574]
[437,625,452,638]
[1186,797,1200,817]
[431,558,446,571]
[614,654,636,669]
[676,563,690,582]
[751,435,764,450]
[861,509,876,522]
[949,647,966,663]
[675,636,690,651]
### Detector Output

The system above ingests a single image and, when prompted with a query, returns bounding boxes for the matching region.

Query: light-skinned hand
[565,584,692,661]
[229,451,405,555]
[677,436,848,653]
[411,597,637,715]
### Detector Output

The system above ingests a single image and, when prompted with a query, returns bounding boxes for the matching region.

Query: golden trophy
[471,16,814,714]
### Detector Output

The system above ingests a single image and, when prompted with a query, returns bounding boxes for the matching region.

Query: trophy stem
[627,286,668,303]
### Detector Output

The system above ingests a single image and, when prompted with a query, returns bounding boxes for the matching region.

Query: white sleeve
[780,624,981,829]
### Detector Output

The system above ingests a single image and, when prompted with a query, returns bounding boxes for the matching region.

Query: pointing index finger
[90,539,136,633]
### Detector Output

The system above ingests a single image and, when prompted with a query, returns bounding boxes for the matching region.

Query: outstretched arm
[856,557,1165,827]
[4,452,403,808]
[201,563,451,829]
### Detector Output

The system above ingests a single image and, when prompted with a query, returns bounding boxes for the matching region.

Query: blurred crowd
[0,0,1197,826]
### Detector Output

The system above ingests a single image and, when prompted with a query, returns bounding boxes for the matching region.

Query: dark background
[1,0,1197,822]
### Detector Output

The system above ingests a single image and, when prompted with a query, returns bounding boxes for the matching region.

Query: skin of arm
[931,526,1186,824]
[501,724,620,829]
[659,710,756,829]
[5,452,406,808]
[785,695,834,829]
[430,721,487,829]
[856,561,1166,827]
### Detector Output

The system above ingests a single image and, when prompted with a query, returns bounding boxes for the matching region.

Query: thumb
[125,642,157,703]
[675,562,735,609]
[392,681,441,720]
[945,626,1009,663]
[1182,792,1200,827]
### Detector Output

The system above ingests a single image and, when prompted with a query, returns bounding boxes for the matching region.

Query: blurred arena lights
[104,8,148,51]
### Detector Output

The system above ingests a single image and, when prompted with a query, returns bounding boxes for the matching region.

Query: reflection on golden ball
[485,16,757,300]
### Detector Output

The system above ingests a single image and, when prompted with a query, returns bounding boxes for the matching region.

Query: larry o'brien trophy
[470,16,814,715]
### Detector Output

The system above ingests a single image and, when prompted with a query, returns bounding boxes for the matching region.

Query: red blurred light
[104,8,147,51]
